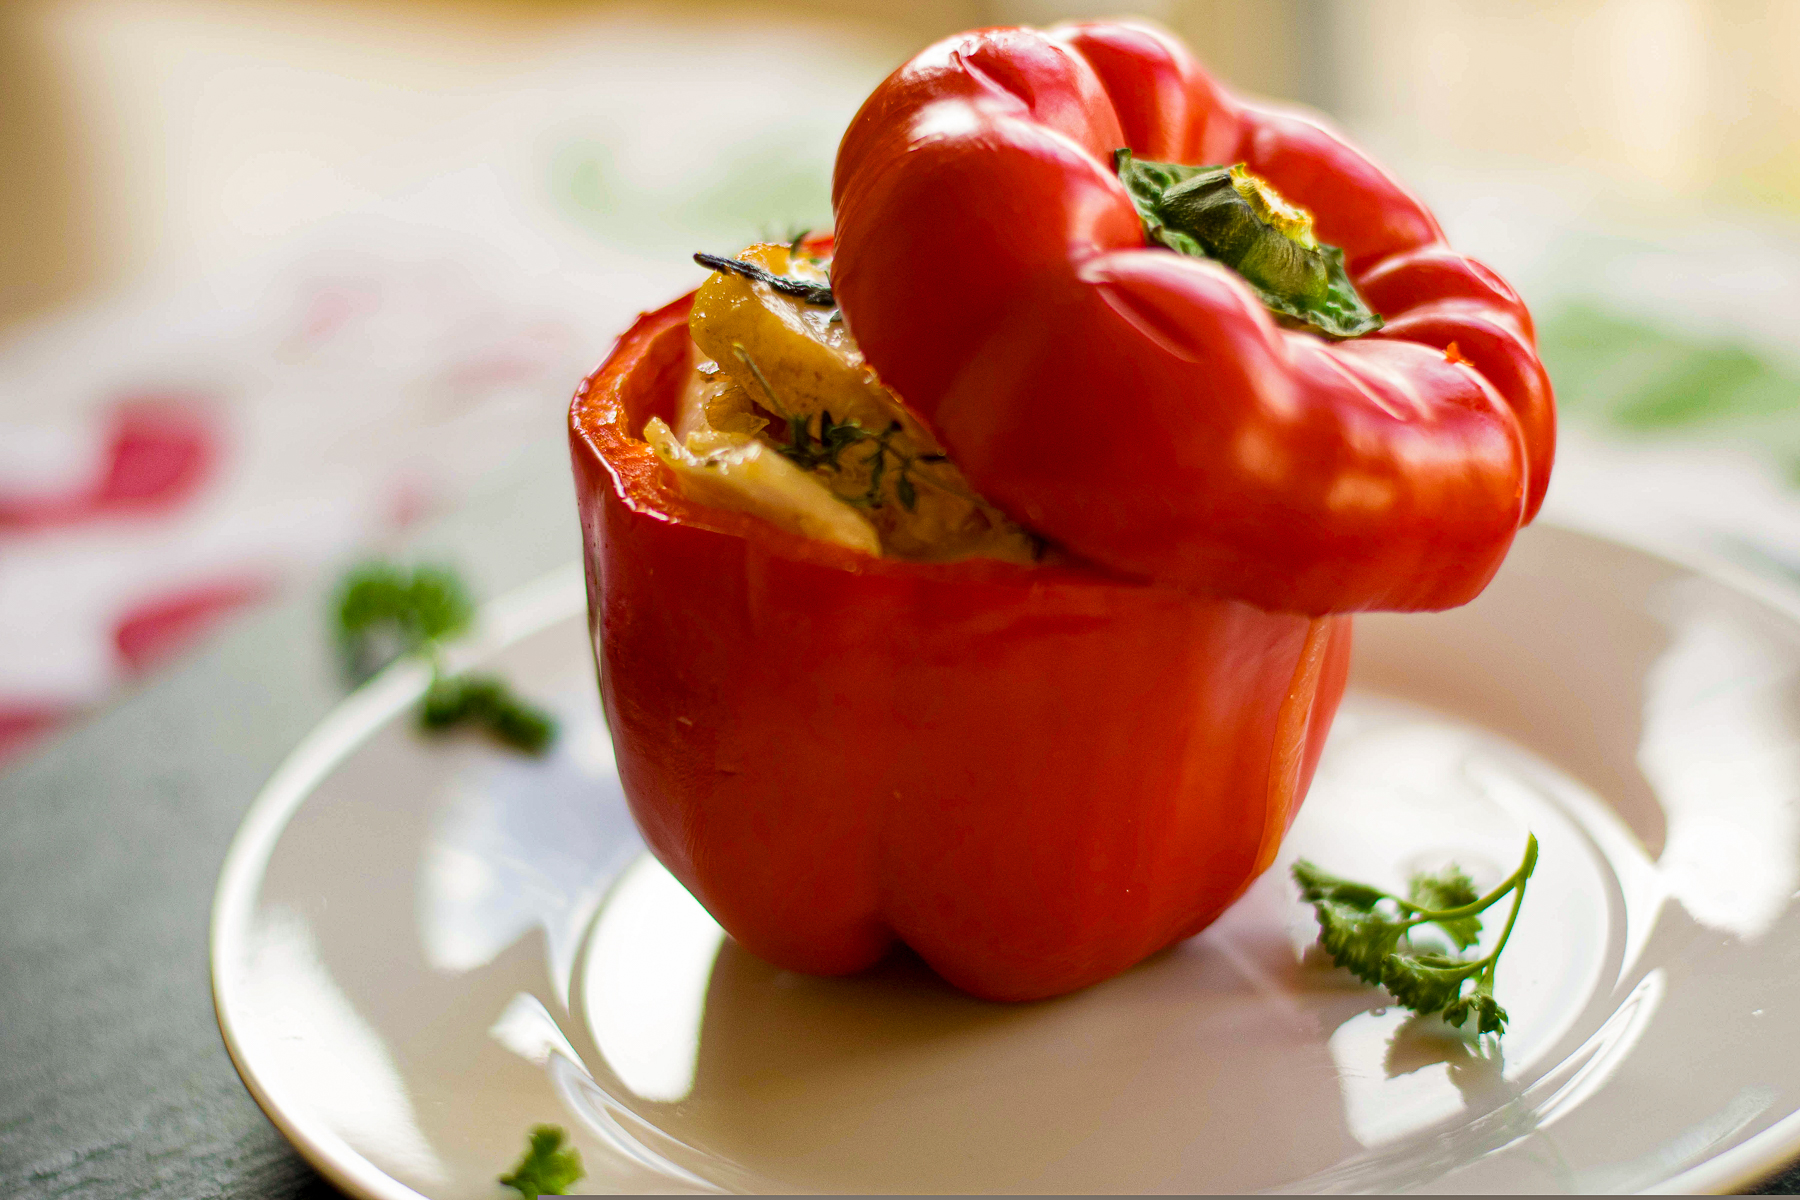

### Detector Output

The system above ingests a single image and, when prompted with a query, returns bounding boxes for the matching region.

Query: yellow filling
[649,242,1038,565]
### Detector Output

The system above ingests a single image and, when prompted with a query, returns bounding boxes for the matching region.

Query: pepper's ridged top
[831,20,1553,615]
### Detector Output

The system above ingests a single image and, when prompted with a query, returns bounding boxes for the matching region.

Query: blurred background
[3,0,1799,761]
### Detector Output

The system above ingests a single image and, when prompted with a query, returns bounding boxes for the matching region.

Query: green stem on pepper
[1113,150,1383,339]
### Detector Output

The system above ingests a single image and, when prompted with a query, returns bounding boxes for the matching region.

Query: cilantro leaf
[1443,990,1507,1036]
[1306,895,1409,987]
[336,562,473,680]
[499,1125,584,1199]
[1293,834,1538,1037]
[1380,952,1476,1015]
[331,560,558,756]
[1292,859,1390,911]
[1408,864,1483,950]
[420,673,557,756]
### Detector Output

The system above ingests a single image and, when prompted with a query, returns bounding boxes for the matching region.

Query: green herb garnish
[420,673,556,755]
[694,250,835,306]
[1113,149,1382,339]
[791,409,873,474]
[729,343,926,511]
[333,561,557,756]
[335,562,473,680]
[1293,834,1538,1035]
[499,1124,584,1199]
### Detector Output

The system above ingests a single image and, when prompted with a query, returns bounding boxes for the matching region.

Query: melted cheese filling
[648,242,1038,565]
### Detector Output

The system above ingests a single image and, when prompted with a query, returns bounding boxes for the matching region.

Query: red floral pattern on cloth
[0,705,74,763]
[112,575,276,676]
[0,221,680,764]
[0,401,218,532]
[0,18,917,766]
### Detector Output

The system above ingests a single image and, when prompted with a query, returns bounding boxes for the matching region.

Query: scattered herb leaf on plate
[499,1124,584,1199]
[1293,834,1538,1036]
[333,561,557,755]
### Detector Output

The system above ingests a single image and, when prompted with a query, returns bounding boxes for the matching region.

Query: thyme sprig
[791,409,873,474]
[1293,834,1538,1036]
[729,343,938,512]
[694,251,835,306]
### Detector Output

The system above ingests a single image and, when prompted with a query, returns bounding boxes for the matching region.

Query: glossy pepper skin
[832,21,1555,615]
[570,296,1351,1002]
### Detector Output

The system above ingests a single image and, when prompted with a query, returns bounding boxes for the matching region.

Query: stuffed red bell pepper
[568,20,1551,1002]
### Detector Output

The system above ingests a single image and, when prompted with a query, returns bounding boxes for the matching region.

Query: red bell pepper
[832,21,1553,615]
[569,20,1549,1002]
[571,296,1349,1002]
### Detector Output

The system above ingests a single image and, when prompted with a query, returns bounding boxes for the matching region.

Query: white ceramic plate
[213,525,1800,1196]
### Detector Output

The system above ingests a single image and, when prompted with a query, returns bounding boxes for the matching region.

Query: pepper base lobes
[832,21,1554,616]
[571,295,1350,1003]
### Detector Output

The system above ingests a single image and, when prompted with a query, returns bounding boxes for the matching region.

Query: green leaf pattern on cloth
[1540,304,1800,463]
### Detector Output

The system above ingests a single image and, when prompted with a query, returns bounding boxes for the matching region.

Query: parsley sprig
[1293,834,1538,1036]
[419,673,556,755]
[335,562,471,678]
[335,562,557,755]
[499,1124,584,1198]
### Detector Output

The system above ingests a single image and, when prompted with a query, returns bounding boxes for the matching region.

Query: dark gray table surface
[0,447,578,1199]
[4,442,1799,1198]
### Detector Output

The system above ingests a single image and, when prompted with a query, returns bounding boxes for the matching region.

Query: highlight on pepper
[567,19,1554,1003]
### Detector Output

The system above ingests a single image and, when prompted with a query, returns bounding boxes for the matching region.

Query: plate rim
[209,531,1800,1197]
[209,563,587,1200]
